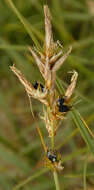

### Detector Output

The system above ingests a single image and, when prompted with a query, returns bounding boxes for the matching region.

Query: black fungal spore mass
[33,82,44,92]
[57,98,70,113]
[47,149,57,163]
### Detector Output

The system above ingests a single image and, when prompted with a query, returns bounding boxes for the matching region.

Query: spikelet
[10,65,48,106]
[10,5,78,138]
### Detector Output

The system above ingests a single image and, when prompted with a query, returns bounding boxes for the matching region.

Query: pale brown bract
[65,71,78,102]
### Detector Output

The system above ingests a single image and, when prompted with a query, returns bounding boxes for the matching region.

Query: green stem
[13,168,48,190]
[51,131,54,150]
[53,171,60,190]
[83,151,89,190]
[51,118,55,150]
[51,122,60,190]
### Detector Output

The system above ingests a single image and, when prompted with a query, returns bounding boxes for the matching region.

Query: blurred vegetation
[0,0,94,189]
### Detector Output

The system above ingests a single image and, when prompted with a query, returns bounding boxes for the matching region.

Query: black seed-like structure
[57,98,70,113]
[47,150,57,163]
[33,82,44,92]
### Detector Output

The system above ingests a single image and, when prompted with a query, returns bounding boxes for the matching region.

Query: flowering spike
[9,5,79,172]
[10,5,78,145]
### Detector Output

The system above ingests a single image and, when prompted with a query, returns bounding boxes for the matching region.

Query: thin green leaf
[0,44,27,51]
[0,145,30,173]
[63,147,87,163]
[71,109,94,156]
[13,168,49,190]
[6,0,41,49]
[56,76,65,94]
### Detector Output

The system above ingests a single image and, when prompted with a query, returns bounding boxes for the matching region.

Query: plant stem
[51,132,54,150]
[53,171,60,190]
[51,122,60,190]
[83,151,89,190]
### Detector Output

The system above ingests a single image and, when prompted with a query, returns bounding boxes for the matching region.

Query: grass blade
[71,109,94,156]
[13,168,49,190]
[6,0,41,49]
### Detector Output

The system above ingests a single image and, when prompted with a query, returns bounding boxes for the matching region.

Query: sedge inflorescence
[10,5,78,171]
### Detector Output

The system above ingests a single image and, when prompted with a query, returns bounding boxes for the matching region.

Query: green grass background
[0,0,94,189]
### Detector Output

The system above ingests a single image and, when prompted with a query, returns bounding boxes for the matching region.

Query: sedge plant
[10,5,79,190]
[0,0,93,189]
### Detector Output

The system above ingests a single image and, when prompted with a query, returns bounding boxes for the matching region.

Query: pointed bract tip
[44,5,49,12]
[27,45,32,52]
